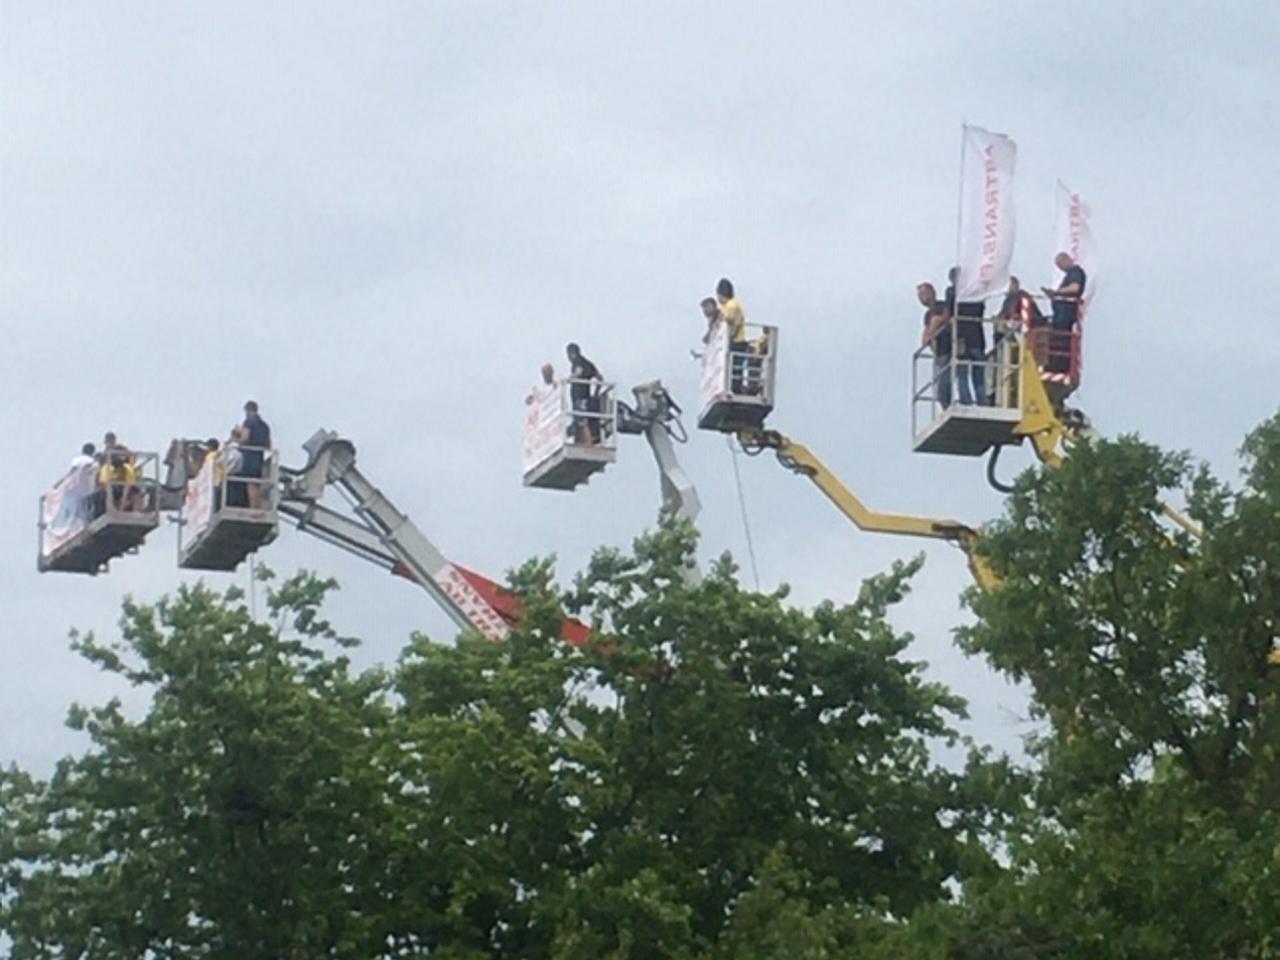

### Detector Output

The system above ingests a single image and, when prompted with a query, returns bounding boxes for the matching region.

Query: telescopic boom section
[281,431,589,644]
[737,428,998,591]
[617,381,702,525]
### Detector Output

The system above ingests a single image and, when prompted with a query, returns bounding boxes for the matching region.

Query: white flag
[955,125,1017,300]
[1053,181,1098,306]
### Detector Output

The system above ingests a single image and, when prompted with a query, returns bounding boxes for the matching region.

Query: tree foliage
[1,528,991,958]
[7,412,1279,959]
[916,413,1280,959]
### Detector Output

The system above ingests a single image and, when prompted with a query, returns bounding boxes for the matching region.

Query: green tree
[904,415,1280,959]
[0,571,398,959]
[387,530,994,958]
[1,524,1001,958]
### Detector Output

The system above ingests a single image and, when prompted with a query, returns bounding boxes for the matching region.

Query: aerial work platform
[697,321,778,433]
[522,378,617,490]
[911,318,1081,457]
[177,446,278,571]
[38,452,160,574]
[913,403,1023,456]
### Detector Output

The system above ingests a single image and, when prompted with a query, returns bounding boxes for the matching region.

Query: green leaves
[14,405,1278,960]
[2,520,986,958]
[931,412,1280,958]
[2,575,394,959]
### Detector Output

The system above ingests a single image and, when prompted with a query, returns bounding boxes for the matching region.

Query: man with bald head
[1042,253,1087,372]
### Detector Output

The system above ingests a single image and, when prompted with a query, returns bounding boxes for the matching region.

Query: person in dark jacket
[1041,253,1087,373]
[944,266,987,406]
[565,344,603,444]
[918,282,954,409]
[238,400,272,508]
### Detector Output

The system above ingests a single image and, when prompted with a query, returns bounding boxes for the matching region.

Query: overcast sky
[3,1,1278,777]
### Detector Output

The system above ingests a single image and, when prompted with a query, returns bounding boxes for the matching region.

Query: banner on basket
[700,321,729,407]
[40,472,90,558]
[522,383,565,474]
[184,459,216,543]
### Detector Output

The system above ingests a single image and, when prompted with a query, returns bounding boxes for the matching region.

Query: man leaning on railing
[917,282,955,408]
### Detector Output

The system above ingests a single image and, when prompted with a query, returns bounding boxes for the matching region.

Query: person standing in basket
[716,278,754,393]
[238,401,272,509]
[565,344,603,445]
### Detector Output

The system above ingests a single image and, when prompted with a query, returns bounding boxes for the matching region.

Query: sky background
[3,1,1277,778]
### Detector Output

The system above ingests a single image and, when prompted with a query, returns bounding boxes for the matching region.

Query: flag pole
[954,122,967,294]
[950,122,966,385]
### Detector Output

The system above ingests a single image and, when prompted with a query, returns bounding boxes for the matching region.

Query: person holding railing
[1041,253,1087,374]
[566,343,603,445]
[918,282,956,408]
[98,448,141,513]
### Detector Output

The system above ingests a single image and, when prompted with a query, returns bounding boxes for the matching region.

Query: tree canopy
[895,412,1280,959]
[4,412,1279,959]
[1,530,995,958]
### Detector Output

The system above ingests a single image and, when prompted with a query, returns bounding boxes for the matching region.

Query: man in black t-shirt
[944,266,988,406]
[998,275,1049,364]
[1043,253,1087,329]
[998,276,1046,328]
[1042,253,1088,373]
[565,343,603,444]
[239,400,272,508]
[918,282,955,408]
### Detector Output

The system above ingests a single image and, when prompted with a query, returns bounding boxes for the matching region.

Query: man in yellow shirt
[716,277,754,393]
[717,278,746,342]
[98,453,140,513]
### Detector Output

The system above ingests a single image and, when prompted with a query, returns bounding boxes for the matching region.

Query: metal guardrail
[911,317,1082,438]
[560,378,618,448]
[701,321,779,407]
[37,450,162,566]
[196,445,279,513]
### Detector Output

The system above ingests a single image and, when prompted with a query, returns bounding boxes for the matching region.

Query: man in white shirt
[67,442,100,516]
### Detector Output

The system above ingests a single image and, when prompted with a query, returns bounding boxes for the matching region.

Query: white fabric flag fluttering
[955,124,1017,300]
[1053,181,1098,306]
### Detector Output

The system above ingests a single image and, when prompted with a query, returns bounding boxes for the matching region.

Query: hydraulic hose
[986,445,1016,494]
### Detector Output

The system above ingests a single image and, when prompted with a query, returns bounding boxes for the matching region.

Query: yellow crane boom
[737,428,999,591]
